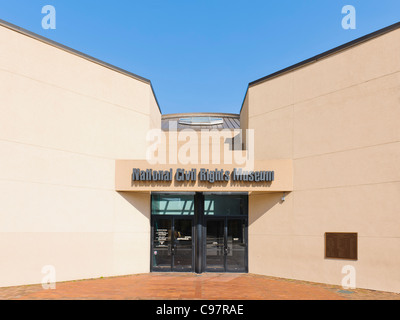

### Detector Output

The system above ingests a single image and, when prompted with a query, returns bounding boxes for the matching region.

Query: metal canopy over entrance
[151,193,248,273]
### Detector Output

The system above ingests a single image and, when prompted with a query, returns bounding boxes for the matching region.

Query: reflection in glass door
[152,217,194,272]
[204,218,247,272]
[152,218,172,271]
[226,219,246,272]
[205,219,225,272]
[173,219,193,271]
[151,193,248,273]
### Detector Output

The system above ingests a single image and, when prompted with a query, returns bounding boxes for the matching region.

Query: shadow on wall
[117,191,151,220]
[249,192,289,226]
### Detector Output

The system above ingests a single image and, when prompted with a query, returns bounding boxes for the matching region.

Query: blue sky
[0,1,399,114]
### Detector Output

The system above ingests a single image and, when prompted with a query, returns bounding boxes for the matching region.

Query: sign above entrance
[115,160,293,193]
[132,168,275,184]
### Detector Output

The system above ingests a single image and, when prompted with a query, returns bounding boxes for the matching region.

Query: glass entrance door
[151,193,248,273]
[152,217,194,272]
[172,218,193,271]
[152,218,172,271]
[226,219,247,272]
[204,217,247,272]
[205,219,225,272]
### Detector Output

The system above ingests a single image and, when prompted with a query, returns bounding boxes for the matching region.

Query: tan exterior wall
[1,18,399,293]
[0,24,160,287]
[240,92,249,150]
[245,28,400,293]
[149,91,162,131]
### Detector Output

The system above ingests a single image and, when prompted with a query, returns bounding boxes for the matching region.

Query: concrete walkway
[0,273,399,300]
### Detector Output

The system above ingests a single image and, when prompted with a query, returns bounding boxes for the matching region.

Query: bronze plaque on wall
[325,233,358,260]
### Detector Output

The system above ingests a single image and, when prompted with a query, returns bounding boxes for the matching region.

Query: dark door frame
[202,216,248,273]
[150,192,248,274]
[151,215,195,272]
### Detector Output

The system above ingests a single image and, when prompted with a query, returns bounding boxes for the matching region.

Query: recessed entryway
[151,193,248,273]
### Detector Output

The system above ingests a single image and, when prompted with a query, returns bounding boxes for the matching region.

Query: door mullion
[171,217,175,270]
[224,217,227,272]
[195,192,204,274]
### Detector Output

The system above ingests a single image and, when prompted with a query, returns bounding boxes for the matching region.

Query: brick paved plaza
[0,273,399,300]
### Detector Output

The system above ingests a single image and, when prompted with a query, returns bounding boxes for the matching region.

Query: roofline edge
[0,18,162,114]
[240,20,400,113]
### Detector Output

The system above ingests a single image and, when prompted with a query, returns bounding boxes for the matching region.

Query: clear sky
[0,1,399,115]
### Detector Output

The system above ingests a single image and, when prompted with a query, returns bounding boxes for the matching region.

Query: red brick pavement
[0,273,399,300]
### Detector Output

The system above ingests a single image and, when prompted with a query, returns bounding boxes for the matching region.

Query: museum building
[0,19,399,293]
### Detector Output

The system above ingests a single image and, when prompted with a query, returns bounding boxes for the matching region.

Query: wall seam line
[0,67,151,118]
[293,140,400,161]
[248,69,400,120]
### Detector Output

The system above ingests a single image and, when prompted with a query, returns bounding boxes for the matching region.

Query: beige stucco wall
[1,18,399,293]
[245,27,400,293]
[0,24,160,287]
[240,93,249,150]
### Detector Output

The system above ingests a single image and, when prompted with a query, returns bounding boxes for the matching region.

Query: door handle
[171,244,177,255]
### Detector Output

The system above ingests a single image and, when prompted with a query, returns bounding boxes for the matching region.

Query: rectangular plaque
[325,233,358,260]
